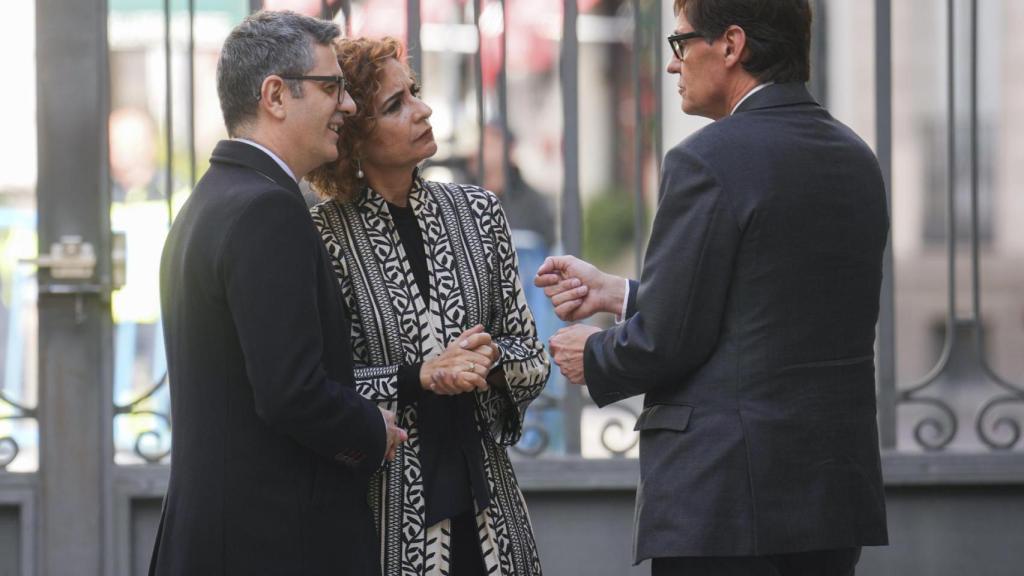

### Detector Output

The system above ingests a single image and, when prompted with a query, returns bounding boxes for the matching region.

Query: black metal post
[36,0,113,572]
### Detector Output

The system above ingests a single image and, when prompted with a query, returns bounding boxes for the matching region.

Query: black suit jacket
[585,83,889,562]
[150,140,386,575]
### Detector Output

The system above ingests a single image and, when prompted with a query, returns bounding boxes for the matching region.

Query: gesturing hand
[420,324,500,395]
[533,255,626,322]
[379,407,408,462]
[548,323,601,385]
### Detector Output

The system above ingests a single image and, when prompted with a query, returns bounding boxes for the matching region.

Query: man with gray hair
[150,11,406,575]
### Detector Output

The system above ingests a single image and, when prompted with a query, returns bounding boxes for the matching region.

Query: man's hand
[534,255,626,321]
[420,324,499,395]
[549,324,601,385]
[379,407,408,462]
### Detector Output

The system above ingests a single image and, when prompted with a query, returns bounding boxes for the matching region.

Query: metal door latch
[20,235,97,280]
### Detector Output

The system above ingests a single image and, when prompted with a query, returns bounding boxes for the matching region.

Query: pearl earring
[356,159,364,179]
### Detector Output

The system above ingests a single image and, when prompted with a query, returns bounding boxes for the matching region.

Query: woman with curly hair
[308,36,549,576]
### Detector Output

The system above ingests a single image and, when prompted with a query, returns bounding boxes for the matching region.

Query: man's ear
[258,75,288,120]
[722,25,748,68]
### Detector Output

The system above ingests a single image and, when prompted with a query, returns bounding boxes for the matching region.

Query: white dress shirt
[233,138,298,182]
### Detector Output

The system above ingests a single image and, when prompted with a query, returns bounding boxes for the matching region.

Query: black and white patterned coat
[311,177,549,576]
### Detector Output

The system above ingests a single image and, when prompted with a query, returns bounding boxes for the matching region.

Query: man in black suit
[537,1,888,574]
[150,11,406,575]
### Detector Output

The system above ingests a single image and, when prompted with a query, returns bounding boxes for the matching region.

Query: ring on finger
[466,361,475,372]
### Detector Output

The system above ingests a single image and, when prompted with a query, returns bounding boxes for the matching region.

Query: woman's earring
[356,159,364,179]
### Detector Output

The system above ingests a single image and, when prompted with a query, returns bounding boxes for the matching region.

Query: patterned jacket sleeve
[351,365,401,410]
[475,192,551,446]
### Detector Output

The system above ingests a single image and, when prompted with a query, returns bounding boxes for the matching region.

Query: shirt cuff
[379,408,388,466]
[616,279,630,323]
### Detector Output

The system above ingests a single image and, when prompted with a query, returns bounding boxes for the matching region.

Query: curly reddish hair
[308,36,412,202]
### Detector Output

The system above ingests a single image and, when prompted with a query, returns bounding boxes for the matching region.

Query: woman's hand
[420,324,500,395]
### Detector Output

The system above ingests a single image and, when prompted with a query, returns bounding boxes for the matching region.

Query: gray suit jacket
[584,83,889,563]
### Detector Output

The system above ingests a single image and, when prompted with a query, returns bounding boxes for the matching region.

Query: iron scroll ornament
[0,389,36,470]
[113,372,172,464]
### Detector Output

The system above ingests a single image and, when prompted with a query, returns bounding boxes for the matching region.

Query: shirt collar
[731,82,774,116]
[233,138,298,182]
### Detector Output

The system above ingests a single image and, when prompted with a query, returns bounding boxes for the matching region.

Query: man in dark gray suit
[536,1,888,574]
[151,11,406,575]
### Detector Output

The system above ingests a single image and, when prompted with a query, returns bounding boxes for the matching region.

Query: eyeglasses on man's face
[667,31,704,61]
[279,74,347,104]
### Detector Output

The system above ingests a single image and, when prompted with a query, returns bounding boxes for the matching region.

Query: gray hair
[217,10,341,136]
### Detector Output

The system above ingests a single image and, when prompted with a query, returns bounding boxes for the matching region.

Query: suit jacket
[584,83,890,563]
[150,140,387,575]
[311,178,549,575]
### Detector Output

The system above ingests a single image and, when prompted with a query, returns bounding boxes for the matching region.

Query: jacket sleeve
[584,146,741,407]
[350,364,423,413]
[222,188,386,472]
[475,193,551,446]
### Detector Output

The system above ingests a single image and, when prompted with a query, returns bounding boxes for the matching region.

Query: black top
[388,200,489,525]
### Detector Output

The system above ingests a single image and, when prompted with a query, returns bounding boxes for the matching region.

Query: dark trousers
[651,547,861,576]
[449,510,487,576]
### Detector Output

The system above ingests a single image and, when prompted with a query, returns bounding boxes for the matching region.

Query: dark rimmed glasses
[279,74,347,104]
[667,31,704,61]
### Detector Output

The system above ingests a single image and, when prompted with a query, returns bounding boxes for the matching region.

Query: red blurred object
[351,0,600,88]
[263,0,329,16]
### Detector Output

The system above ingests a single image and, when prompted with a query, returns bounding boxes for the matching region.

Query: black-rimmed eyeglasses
[667,31,704,61]
[279,74,347,104]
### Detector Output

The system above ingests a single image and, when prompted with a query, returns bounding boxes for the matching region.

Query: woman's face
[361,58,437,175]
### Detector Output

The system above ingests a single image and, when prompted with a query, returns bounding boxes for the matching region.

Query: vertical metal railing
[875,0,897,449]
[473,0,485,187]
[497,0,510,196]
[653,1,662,179]
[631,0,646,278]
[808,0,828,104]
[970,0,1024,450]
[880,0,1024,452]
[188,0,196,189]
[163,0,175,222]
[560,0,582,455]
[406,0,422,80]
[340,0,352,35]
[892,0,958,452]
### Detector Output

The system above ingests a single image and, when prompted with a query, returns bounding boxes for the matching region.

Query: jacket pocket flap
[634,404,693,432]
